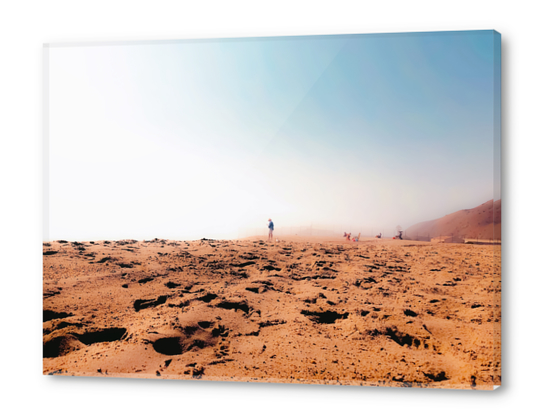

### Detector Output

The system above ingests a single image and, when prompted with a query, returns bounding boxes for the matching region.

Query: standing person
[268,218,274,241]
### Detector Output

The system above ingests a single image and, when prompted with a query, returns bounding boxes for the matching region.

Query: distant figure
[395,226,403,240]
[268,219,274,241]
[375,233,382,239]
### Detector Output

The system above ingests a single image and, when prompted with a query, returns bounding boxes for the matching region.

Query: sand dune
[43,236,501,389]
[405,200,501,241]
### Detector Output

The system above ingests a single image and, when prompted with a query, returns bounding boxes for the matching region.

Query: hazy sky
[46,30,501,241]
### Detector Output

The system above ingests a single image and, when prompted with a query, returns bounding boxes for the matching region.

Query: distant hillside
[405,200,501,241]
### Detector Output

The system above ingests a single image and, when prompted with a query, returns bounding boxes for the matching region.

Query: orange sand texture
[43,235,501,390]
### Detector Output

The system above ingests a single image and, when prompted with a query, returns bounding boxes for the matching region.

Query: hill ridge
[405,199,501,241]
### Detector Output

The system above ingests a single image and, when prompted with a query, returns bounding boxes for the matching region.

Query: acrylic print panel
[43,30,501,389]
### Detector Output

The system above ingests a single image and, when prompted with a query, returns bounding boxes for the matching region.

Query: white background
[0,1,538,419]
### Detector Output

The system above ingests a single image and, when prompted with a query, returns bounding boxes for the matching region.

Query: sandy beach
[43,236,501,389]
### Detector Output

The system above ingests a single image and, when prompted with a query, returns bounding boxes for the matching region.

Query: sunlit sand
[43,236,500,389]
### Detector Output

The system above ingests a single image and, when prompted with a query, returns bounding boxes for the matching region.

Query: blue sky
[47,30,500,240]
